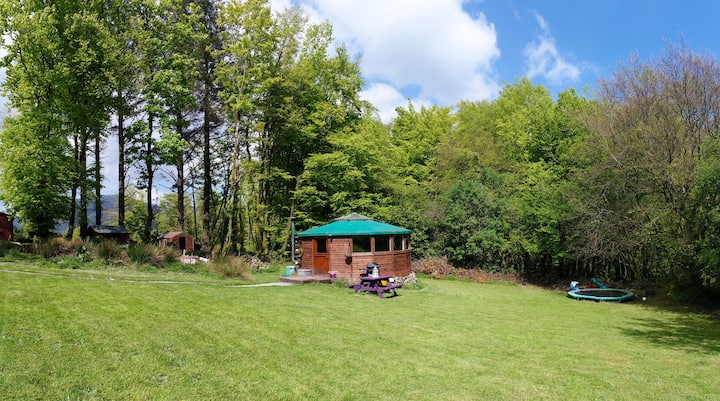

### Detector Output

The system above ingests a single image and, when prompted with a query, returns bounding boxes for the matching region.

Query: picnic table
[350,275,402,298]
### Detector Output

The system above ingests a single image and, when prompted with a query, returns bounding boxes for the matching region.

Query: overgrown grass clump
[86,239,125,263]
[206,254,255,280]
[34,237,84,258]
[126,243,179,267]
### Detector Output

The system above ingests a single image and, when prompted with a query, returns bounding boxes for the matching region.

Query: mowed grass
[2,265,720,400]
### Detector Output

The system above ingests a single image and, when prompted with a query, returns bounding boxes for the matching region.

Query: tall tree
[193,0,223,251]
[127,0,197,242]
[0,0,116,238]
[579,43,720,284]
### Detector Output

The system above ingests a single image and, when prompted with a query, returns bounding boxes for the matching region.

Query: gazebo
[296,213,412,281]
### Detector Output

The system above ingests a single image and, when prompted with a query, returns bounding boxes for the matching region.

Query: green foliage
[690,138,720,288]
[125,201,149,243]
[4,0,720,293]
[0,116,73,237]
[442,177,510,270]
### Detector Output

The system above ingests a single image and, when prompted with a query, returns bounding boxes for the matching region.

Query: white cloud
[360,82,435,124]
[360,83,405,123]
[523,13,580,85]
[271,0,501,122]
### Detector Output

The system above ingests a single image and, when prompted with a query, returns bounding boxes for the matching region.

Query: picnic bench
[350,275,402,298]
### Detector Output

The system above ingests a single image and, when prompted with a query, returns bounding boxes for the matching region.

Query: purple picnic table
[350,275,402,298]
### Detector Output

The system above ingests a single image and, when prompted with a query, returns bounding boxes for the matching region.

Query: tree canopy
[2,2,720,294]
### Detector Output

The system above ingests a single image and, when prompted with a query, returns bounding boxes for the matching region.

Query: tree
[0,115,73,237]
[0,1,115,238]
[216,1,365,256]
[442,177,510,270]
[578,43,720,285]
[381,103,453,257]
[192,0,223,251]
[125,0,198,242]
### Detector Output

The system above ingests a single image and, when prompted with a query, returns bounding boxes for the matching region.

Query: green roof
[297,213,412,238]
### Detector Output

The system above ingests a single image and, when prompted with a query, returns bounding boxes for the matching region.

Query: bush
[87,239,125,263]
[158,245,180,265]
[35,238,83,258]
[127,243,160,266]
[206,255,253,280]
[0,241,22,258]
[127,243,179,267]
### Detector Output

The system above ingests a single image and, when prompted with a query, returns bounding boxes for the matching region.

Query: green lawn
[1,263,719,401]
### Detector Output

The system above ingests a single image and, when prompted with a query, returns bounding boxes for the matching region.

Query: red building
[0,212,13,241]
[161,231,194,251]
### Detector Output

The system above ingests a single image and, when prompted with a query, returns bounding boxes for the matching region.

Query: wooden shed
[0,212,13,241]
[161,231,194,251]
[297,213,412,281]
[87,225,130,244]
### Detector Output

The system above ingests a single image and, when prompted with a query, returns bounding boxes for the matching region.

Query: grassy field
[1,262,719,401]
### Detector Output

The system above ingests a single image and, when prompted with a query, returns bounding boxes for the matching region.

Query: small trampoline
[567,288,635,302]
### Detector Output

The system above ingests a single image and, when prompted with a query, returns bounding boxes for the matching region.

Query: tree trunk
[145,114,154,243]
[94,132,102,226]
[79,134,89,240]
[176,111,185,231]
[67,134,79,239]
[202,76,212,252]
[118,111,126,227]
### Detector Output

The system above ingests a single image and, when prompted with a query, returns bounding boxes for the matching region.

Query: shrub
[206,255,253,280]
[127,243,179,267]
[35,238,83,258]
[127,243,158,266]
[87,239,125,264]
[0,241,21,258]
[158,245,180,265]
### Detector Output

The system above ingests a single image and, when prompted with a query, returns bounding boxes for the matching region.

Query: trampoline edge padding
[567,288,635,302]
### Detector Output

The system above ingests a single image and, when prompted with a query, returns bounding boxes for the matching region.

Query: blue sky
[270,0,720,122]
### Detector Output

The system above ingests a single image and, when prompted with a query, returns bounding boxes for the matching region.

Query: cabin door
[313,238,329,274]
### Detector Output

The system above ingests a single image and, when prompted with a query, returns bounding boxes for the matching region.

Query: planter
[298,268,312,276]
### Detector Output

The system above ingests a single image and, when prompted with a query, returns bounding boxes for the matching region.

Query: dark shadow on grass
[622,313,720,355]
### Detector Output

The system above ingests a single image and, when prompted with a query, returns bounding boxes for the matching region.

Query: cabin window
[393,236,403,251]
[352,236,371,253]
[315,238,327,254]
[375,235,391,252]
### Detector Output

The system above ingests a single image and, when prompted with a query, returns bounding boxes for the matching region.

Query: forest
[2,0,720,294]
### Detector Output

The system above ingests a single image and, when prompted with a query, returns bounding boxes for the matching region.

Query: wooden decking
[279,274,333,284]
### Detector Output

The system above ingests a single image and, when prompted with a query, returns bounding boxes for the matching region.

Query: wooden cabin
[297,213,412,281]
[161,231,194,251]
[0,212,13,241]
[87,225,130,244]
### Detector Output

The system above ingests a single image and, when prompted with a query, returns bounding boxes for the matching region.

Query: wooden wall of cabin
[300,236,412,281]
[300,239,314,270]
